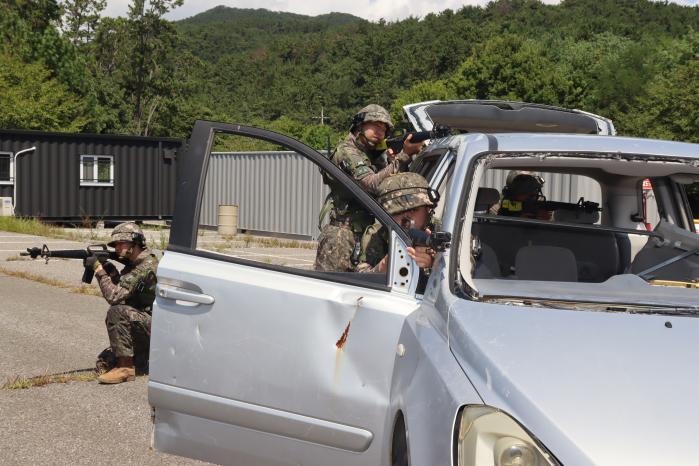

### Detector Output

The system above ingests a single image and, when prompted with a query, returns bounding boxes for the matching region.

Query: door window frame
[168,120,415,291]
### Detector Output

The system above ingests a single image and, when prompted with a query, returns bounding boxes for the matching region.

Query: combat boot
[97,357,135,384]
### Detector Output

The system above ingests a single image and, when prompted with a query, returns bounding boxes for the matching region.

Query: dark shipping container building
[0,129,182,222]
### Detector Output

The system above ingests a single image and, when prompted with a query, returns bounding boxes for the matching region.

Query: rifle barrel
[44,249,90,259]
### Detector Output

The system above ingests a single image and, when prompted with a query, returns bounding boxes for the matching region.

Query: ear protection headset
[350,112,367,132]
[131,232,146,247]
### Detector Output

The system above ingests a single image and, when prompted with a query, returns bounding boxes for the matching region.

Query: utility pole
[313,106,330,126]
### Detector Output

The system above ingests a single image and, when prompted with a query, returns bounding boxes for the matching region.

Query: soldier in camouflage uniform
[497,170,552,220]
[314,104,423,272]
[356,173,438,273]
[86,222,159,384]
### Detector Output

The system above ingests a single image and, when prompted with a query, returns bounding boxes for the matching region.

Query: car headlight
[456,406,561,466]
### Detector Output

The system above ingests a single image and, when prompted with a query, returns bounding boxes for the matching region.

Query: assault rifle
[378,124,451,154]
[407,229,452,252]
[523,198,600,214]
[21,244,120,284]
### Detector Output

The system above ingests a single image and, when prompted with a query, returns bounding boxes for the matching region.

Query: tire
[391,412,409,466]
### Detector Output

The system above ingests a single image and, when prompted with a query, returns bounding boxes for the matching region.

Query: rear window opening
[460,155,699,307]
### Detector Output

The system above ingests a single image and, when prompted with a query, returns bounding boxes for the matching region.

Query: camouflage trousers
[314,223,357,272]
[105,304,151,359]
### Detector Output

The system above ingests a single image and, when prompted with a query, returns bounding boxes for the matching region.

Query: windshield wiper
[636,247,699,280]
[482,296,699,316]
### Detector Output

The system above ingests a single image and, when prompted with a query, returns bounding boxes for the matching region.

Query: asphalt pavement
[0,231,208,465]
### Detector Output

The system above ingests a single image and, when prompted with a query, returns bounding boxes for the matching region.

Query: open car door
[148,121,422,466]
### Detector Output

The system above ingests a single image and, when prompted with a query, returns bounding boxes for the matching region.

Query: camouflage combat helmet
[377,173,435,215]
[351,104,394,132]
[108,222,146,247]
[505,170,544,197]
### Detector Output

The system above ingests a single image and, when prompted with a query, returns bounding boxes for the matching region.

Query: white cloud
[102,0,696,22]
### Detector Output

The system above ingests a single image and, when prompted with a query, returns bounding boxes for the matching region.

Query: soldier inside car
[356,173,439,274]
[496,170,554,220]
[86,222,159,384]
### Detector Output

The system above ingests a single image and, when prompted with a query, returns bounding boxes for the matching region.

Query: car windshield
[465,157,699,309]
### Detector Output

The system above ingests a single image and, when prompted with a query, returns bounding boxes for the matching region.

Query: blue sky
[103,0,698,22]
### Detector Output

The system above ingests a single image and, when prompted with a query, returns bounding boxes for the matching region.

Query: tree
[390,81,455,124]
[125,0,184,135]
[445,34,572,105]
[0,52,88,131]
[626,31,699,142]
[61,0,106,46]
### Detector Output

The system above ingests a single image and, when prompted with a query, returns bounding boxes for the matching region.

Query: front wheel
[391,412,409,466]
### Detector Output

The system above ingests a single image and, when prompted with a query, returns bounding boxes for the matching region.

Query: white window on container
[0,152,13,184]
[80,155,114,186]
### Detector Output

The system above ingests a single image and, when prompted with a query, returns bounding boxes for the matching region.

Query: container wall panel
[0,130,181,220]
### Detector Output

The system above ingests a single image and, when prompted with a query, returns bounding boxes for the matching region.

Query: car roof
[403,100,615,135]
[470,133,699,159]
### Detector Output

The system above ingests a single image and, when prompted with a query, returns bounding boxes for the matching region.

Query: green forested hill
[176,7,364,61]
[174,0,699,143]
[1,0,698,147]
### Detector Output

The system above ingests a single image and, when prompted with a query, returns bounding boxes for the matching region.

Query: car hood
[448,302,699,466]
[403,100,615,135]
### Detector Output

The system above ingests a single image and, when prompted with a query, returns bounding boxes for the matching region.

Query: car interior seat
[473,242,501,278]
[515,245,578,282]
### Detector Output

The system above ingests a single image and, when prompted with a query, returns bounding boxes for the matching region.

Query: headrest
[515,246,578,282]
[475,187,500,212]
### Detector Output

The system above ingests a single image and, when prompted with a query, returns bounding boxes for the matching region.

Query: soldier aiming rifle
[22,222,159,384]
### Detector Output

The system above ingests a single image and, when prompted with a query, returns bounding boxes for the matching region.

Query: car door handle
[157,285,215,305]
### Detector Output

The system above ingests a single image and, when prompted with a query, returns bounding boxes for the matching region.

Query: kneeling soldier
[87,222,159,384]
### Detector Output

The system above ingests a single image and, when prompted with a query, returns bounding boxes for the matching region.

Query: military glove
[83,256,101,271]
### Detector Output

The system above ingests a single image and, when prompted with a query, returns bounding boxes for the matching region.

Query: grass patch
[249,236,316,249]
[156,230,169,250]
[61,230,110,243]
[0,266,101,297]
[0,216,111,243]
[0,217,61,237]
[2,369,97,389]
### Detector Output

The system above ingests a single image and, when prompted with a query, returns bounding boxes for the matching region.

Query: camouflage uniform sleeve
[95,267,132,305]
[95,256,157,306]
[356,159,404,195]
[333,143,404,196]
[355,224,388,273]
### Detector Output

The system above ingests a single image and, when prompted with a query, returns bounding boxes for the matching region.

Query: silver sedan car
[149,101,699,466]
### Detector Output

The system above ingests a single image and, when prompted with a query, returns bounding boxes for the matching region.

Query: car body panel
[448,299,699,466]
[150,250,420,464]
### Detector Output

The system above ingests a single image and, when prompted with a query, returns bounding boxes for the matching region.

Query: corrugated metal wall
[0,130,180,220]
[200,152,329,239]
